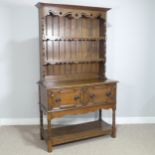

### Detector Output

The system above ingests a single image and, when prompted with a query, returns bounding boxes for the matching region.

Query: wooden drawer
[49,88,82,109]
[85,84,116,105]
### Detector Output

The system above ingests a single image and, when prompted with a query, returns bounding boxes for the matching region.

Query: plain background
[0,0,155,124]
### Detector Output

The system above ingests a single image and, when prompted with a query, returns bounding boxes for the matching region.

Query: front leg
[39,85,44,140]
[111,108,116,138]
[99,109,102,121]
[40,106,44,140]
[47,119,52,152]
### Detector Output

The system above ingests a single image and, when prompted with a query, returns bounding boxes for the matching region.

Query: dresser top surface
[39,79,118,89]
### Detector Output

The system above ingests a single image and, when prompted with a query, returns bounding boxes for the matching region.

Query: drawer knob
[106,92,112,97]
[90,94,96,99]
[55,98,61,103]
[74,96,80,100]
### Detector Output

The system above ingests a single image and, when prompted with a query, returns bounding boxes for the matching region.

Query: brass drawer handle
[106,92,112,97]
[55,98,61,103]
[90,94,96,99]
[74,96,80,100]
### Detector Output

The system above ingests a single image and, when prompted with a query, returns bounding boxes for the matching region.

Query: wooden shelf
[43,58,105,65]
[43,120,112,145]
[42,35,105,41]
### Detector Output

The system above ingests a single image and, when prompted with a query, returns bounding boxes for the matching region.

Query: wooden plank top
[39,79,118,89]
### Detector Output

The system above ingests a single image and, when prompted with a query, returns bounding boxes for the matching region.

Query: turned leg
[47,119,52,152]
[39,85,44,140]
[39,106,44,140]
[111,108,116,138]
[99,109,102,121]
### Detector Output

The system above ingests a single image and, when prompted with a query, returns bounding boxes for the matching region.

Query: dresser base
[39,80,117,152]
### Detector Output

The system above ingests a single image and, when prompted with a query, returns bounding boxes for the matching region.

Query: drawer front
[49,88,82,109]
[86,84,116,105]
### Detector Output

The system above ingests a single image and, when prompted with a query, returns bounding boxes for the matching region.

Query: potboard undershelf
[43,120,112,145]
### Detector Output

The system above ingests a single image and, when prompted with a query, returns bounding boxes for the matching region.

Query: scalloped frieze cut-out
[43,7,106,19]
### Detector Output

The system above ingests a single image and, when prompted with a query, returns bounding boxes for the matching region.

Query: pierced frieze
[42,7,106,19]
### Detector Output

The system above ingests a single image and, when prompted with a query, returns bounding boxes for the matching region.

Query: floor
[0,124,155,155]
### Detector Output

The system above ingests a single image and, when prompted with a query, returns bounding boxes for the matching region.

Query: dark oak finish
[36,2,117,152]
